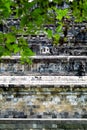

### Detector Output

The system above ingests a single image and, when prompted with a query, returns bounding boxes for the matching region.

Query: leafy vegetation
[0,0,87,63]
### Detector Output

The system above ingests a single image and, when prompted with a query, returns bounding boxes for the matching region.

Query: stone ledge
[0,76,87,85]
[1,55,87,60]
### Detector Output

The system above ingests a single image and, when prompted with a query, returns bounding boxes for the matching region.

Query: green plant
[0,0,86,63]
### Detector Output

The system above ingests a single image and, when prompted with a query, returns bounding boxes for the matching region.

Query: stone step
[0,76,87,85]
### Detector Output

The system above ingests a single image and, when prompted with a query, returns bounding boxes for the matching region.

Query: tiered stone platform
[0,10,87,119]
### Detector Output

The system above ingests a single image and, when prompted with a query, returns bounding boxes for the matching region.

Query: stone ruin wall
[0,5,87,119]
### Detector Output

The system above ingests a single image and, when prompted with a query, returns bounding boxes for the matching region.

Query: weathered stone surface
[0,86,87,118]
[0,76,87,85]
[0,56,87,76]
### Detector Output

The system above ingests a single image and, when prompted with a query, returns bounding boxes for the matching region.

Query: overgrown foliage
[0,0,87,63]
